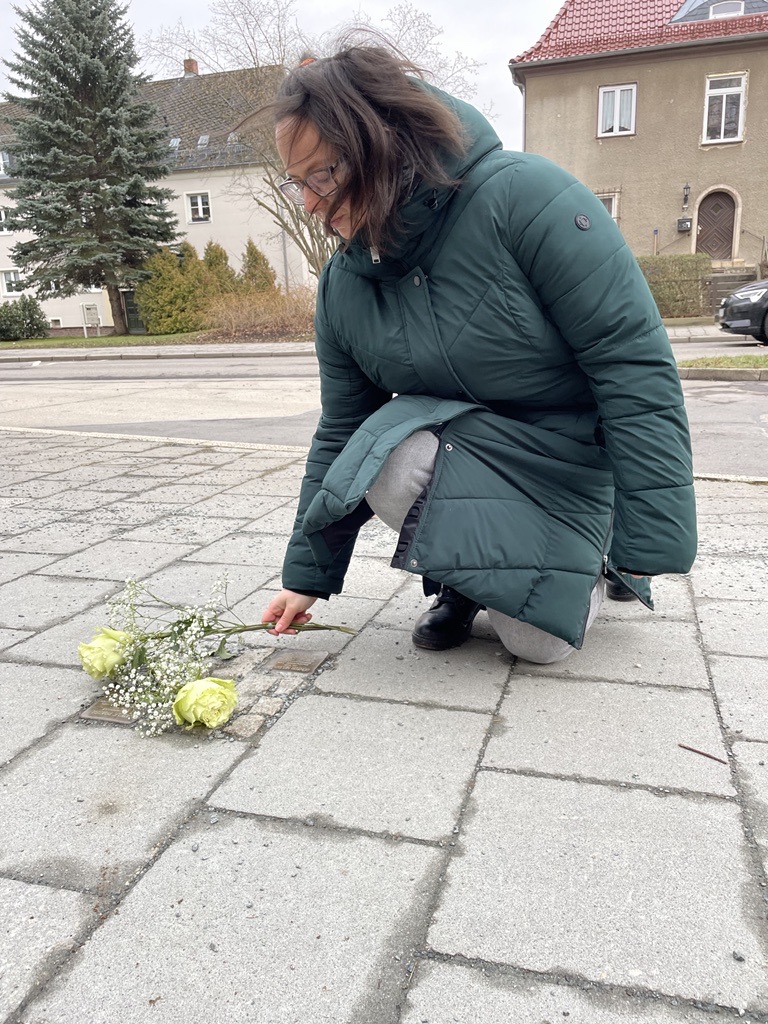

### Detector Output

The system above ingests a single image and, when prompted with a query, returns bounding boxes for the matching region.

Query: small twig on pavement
[678,743,728,766]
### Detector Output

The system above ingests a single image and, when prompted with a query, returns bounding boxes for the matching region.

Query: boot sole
[411,630,473,651]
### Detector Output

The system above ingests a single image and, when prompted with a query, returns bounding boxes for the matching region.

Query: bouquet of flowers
[77,578,354,737]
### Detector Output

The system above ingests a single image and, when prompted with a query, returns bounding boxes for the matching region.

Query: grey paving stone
[401,960,727,1024]
[354,516,401,558]
[0,628,33,650]
[4,521,120,555]
[0,575,117,630]
[182,492,287,521]
[36,539,197,581]
[22,815,440,1024]
[212,695,489,840]
[84,473,176,494]
[0,724,243,891]
[0,878,96,1019]
[224,710,267,740]
[0,507,64,533]
[119,514,250,546]
[72,501,171,527]
[0,479,73,499]
[696,522,768,557]
[240,504,300,535]
[599,574,695,621]
[0,606,108,664]
[0,470,39,484]
[0,551,59,586]
[184,532,288,568]
[126,462,209,479]
[485,679,732,795]
[523,618,709,688]
[137,561,270,607]
[690,555,768,601]
[710,656,768,740]
[732,742,768,873]
[223,476,305,497]
[43,464,142,485]
[694,479,768,503]
[698,602,767,658]
[124,483,223,504]
[31,489,127,513]
[428,773,768,1010]
[315,627,509,711]
[372,577,497,640]
[0,664,99,764]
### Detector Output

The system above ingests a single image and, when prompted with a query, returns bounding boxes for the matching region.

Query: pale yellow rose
[78,627,131,680]
[172,677,238,730]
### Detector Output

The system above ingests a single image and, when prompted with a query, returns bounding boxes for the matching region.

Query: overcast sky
[0,0,565,149]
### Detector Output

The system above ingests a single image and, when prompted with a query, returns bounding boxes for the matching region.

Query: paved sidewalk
[1,426,768,1024]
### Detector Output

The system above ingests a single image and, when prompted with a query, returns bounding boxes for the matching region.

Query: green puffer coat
[281,86,697,647]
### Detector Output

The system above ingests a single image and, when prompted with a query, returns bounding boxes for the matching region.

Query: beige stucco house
[0,61,310,333]
[510,0,768,272]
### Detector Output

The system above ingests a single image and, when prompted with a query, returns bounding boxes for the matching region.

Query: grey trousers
[365,430,604,664]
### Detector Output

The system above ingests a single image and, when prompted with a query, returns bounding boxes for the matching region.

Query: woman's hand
[261,590,318,636]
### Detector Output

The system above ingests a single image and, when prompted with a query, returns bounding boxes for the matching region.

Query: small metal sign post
[81,303,101,338]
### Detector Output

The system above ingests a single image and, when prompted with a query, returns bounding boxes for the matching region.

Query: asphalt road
[0,351,765,478]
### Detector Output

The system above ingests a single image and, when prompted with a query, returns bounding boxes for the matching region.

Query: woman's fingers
[262,591,317,636]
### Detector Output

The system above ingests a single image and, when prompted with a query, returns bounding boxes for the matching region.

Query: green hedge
[636,254,712,318]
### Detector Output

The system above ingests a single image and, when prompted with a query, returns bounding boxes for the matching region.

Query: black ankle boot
[412,586,483,651]
[606,578,637,602]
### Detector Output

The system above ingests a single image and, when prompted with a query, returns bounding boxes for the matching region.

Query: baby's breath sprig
[78,577,355,737]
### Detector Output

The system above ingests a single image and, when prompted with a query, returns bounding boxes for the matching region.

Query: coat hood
[333,83,503,279]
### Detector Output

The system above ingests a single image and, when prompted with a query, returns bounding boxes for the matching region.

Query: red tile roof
[513,0,768,64]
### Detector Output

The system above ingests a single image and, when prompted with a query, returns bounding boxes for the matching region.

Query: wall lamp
[683,182,691,209]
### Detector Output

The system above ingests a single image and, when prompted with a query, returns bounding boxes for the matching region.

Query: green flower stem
[136,621,357,643]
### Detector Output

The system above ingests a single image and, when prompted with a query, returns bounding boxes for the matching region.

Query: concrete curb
[0,342,316,364]
[2,424,767,484]
[678,367,768,380]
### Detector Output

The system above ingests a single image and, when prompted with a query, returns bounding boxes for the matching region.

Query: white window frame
[710,1,744,16]
[596,193,619,220]
[0,209,11,234]
[49,318,62,328]
[186,192,211,223]
[703,73,746,144]
[1,270,24,295]
[597,83,637,137]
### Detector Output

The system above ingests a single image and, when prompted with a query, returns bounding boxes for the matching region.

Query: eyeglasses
[278,161,343,206]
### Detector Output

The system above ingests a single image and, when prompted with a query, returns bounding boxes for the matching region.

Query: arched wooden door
[696,191,735,259]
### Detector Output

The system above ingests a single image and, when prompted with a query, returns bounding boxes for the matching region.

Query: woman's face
[276,119,359,240]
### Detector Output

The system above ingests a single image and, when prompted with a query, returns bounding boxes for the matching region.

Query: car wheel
[758,311,768,344]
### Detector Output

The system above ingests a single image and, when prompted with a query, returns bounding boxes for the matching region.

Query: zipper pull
[370,246,381,264]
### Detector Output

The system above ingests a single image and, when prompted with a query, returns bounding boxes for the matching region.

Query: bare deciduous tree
[142,1,484,278]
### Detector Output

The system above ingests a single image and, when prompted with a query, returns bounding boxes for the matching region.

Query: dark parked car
[718,278,768,345]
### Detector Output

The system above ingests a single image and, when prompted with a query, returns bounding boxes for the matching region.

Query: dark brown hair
[264,41,468,253]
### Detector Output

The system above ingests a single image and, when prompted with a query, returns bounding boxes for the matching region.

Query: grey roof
[672,0,768,22]
[0,64,284,175]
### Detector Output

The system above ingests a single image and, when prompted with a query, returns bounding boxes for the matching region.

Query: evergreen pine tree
[240,238,278,294]
[3,0,178,334]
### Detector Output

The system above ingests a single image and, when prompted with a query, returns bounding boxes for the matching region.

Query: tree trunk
[106,283,128,335]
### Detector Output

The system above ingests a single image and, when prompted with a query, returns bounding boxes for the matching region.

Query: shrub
[636,254,712,318]
[240,238,278,294]
[203,241,239,295]
[0,294,49,341]
[135,243,209,334]
[204,285,315,339]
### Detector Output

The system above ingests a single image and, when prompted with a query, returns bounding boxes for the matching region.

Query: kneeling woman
[259,43,697,664]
